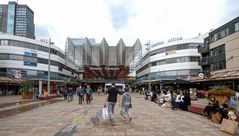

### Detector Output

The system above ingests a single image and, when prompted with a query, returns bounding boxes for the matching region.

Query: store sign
[89,66,120,71]
[24,62,37,67]
[168,37,183,42]
[14,71,22,79]
[151,41,164,48]
[24,51,37,57]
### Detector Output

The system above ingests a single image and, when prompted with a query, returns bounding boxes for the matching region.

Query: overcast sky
[1,0,239,51]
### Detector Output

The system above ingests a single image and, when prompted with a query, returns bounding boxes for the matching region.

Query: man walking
[76,85,84,104]
[105,83,120,126]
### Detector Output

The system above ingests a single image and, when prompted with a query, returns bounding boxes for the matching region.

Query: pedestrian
[86,85,92,104]
[121,87,132,122]
[104,82,120,126]
[76,85,84,104]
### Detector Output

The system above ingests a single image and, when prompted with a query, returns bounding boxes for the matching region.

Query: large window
[235,22,239,32]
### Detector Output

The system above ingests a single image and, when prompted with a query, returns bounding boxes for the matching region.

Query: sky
[1,0,239,51]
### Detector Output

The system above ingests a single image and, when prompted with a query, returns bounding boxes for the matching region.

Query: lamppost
[48,38,54,95]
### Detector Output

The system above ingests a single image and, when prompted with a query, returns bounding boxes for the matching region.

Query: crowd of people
[143,89,191,111]
[202,95,237,123]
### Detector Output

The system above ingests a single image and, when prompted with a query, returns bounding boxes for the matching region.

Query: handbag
[129,103,132,108]
[220,119,238,135]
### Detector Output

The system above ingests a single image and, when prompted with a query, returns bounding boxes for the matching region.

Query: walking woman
[121,88,132,122]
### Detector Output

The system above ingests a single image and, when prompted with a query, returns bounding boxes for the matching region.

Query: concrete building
[198,16,239,91]
[136,35,206,91]
[0,1,35,39]
[0,34,79,96]
[65,37,142,83]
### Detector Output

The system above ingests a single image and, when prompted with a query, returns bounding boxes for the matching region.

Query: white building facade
[136,35,207,89]
[0,34,79,95]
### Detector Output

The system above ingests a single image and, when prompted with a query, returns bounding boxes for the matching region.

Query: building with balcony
[136,35,206,91]
[0,34,79,96]
[198,16,239,91]
[0,1,35,39]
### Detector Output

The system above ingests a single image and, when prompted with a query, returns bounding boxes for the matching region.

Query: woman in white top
[175,91,184,109]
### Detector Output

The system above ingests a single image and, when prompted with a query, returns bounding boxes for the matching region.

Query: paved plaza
[0,93,238,136]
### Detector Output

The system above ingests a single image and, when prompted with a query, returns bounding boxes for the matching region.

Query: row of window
[142,43,201,61]
[210,61,226,71]
[0,39,65,59]
[210,44,225,57]
[209,21,239,43]
[136,56,200,74]
[0,53,73,72]
[1,68,75,81]
[137,69,201,80]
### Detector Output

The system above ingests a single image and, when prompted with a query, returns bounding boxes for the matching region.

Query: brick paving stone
[0,93,238,136]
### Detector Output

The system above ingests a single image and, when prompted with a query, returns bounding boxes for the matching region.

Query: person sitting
[44,90,48,97]
[175,90,184,109]
[190,89,197,100]
[161,91,172,108]
[202,95,219,119]
[216,95,237,123]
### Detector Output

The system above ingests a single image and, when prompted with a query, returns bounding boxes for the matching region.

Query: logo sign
[15,71,22,79]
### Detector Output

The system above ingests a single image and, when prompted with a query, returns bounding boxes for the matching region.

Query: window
[235,22,239,32]
[9,54,23,61]
[0,54,8,60]
[225,28,229,36]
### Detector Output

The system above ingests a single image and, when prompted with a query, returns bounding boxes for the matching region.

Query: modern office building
[65,37,142,83]
[0,1,35,39]
[197,16,239,91]
[0,34,79,96]
[136,35,207,91]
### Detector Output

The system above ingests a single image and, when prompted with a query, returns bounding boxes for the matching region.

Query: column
[39,80,42,96]
[148,82,151,92]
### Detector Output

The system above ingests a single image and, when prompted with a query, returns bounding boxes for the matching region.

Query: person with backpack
[121,87,132,122]
[104,82,120,126]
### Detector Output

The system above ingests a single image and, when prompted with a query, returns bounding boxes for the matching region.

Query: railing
[199,57,209,65]
[198,45,209,53]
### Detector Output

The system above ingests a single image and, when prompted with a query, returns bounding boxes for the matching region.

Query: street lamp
[48,38,54,95]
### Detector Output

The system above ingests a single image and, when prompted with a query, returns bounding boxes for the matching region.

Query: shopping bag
[129,103,132,108]
[211,112,222,124]
[102,108,108,119]
[220,119,238,135]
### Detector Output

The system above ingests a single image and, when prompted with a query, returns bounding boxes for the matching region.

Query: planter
[21,92,33,99]
[214,94,227,105]
[208,86,236,105]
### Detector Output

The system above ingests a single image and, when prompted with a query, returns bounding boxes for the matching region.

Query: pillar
[39,80,42,96]
[148,82,151,92]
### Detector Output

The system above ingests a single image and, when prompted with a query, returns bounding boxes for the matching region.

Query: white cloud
[1,0,238,51]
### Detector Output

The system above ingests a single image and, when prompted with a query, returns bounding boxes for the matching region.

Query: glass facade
[0,2,35,39]
[7,3,16,35]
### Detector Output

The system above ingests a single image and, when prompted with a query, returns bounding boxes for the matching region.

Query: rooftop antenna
[145,40,150,52]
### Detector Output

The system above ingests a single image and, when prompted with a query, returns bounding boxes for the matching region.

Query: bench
[188,104,205,114]
[39,95,59,100]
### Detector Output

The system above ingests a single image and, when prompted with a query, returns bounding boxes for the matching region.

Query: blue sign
[24,62,37,67]
[24,52,37,57]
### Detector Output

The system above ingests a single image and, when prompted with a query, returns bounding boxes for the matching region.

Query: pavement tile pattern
[0,93,238,136]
